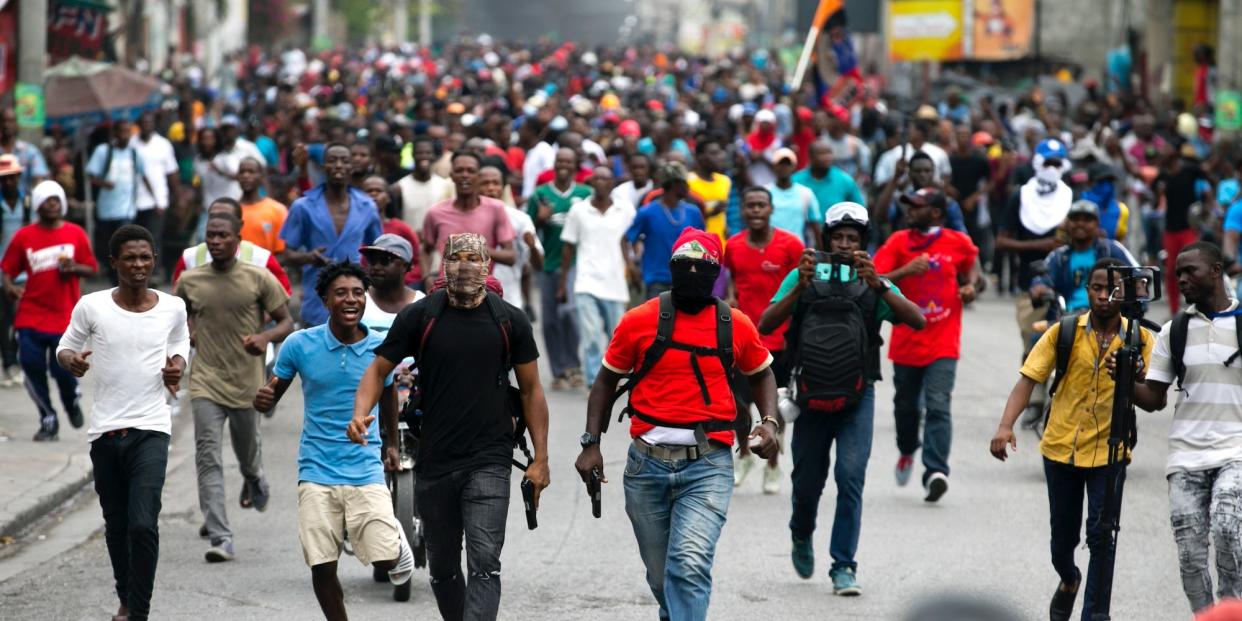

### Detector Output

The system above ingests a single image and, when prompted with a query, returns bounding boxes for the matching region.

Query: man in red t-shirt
[1,180,98,440]
[724,186,803,492]
[873,188,979,502]
[574,228,779,621]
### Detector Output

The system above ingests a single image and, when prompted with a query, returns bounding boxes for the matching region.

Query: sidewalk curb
[0,452,93,539]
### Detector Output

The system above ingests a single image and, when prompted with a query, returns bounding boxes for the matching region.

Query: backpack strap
[417,290,450,359]
[1171,311,1192,391]
[607,292,677,421]
[1048,315,1078,397]
[483,291,513,380]
[1226,312,1242,368]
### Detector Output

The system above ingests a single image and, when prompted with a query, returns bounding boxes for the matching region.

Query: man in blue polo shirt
[281,143,383,326]
[626,161,705,299]
[792,140,865,219]
[254,260,412,619]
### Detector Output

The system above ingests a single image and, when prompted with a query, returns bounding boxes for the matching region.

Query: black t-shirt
[1157,163,1208,232]
[949,153,990,204]
[1003,192,1058,289]
[376,295,539,478]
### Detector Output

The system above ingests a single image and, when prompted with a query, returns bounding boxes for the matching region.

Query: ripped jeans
[1168,462,1242,613]
[416,464,511,621]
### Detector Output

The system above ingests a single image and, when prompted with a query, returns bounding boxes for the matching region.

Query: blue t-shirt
[626,200,705,285]
[274,324,394,486]
[768,183,821,241]
[86,144,145,221]
[1066,248,1096,311]
[280,185,383,326]
[792,167,865,216]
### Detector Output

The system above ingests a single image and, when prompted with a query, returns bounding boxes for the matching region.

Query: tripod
[1091,266,1161,621]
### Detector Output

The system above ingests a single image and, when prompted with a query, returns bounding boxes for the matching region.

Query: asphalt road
[0,296,1195,620]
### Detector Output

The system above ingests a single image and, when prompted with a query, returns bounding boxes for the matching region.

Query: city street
[0,296,1193,620]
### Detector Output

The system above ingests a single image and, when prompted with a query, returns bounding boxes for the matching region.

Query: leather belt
[632,438,727,461]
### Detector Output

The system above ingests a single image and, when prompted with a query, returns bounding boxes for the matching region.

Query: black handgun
[588,467,602,519]
[521,478,537,530]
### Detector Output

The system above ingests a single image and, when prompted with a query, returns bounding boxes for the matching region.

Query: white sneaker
[924,472,949,503]
[733,453,756,487]
[762,464,782,495]
[387,525,414,585]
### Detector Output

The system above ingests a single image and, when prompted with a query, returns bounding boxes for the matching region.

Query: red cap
[646,99,665,111]
[796,106,814,122]
[669,227,722,265]
[617,119,642,138]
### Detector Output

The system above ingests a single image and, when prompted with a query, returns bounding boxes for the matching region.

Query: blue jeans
[624,444,733,621]
[537,271,580,377]
[575,293,626,386]
[789,385,874,572]
[1044,458,1120,621]
[18,328,80,433]
[892,358,957,485]
[417,463,511,621]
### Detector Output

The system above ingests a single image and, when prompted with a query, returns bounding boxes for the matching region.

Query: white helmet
[824,201,869,229]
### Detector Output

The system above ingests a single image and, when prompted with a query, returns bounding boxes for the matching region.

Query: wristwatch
[870,276,892,292]
[580,432,601,448]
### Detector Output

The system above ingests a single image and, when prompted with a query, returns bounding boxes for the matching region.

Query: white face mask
[1034,164,1064,195]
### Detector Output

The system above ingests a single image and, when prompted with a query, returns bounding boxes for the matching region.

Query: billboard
[970,0,1034,60]
[888,0,963,62]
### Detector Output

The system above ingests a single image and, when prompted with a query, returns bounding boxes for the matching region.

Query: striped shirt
[1147,301,1242,474]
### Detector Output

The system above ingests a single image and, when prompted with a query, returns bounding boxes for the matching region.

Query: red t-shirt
[723,229,804,351]
[603,298,773,445]
[382,218,423,285]
[873,228,978,366]
[0,222,97,334]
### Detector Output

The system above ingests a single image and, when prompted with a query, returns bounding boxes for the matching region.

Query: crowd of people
[3,34,1242,621]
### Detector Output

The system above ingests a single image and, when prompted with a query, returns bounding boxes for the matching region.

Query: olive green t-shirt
[176,261,288,408]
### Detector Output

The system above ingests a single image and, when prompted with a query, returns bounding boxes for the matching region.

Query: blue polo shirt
[274,324,393,486]
[626,200,705,285]
[280,185,382,326]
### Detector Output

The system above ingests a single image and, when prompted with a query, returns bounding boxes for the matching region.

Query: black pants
[416,463,511,621]
[94,218,132,285]
[0,294,16,371]
[91,429,169,621]
[1044,457,1122,620]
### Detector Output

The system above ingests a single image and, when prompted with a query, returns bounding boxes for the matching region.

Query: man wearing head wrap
[575,227,780,621]
[357,232,551,620]
[1,181,98,441]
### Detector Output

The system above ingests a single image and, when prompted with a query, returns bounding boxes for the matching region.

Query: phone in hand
[588,467,602,519]
[521,478,538,530]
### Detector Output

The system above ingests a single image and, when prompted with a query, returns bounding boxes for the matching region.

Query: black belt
[632,438,728,461]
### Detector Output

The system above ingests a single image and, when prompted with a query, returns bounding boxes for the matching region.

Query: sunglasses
[1042,157,1064,168]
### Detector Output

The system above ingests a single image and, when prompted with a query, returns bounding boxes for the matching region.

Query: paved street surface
[0,296,1193,620]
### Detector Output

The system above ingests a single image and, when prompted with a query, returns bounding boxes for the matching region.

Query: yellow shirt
[1019,313,1154,468]
[688,172,731,244]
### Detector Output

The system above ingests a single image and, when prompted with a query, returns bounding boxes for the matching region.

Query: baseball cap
[1087,162,1117,184]
[971,131,994,147]
[755,109,776,125]
[360,234,414,264]
[772,147,798,166]
[0,154,23,177]
[915,104,939,121]
[1067,199,1100,219]
[898,187,947,209]
[617,119,642,138]
[669,227,722,265]
[220,114,241,127]
[446,102,466,115]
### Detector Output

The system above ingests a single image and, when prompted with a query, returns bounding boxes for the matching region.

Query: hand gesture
[254,376,279,413]
[904,254,931,276]
[161,356,182,396]
[990,426,1017,461]
[523,459,551,510]
[241,333,270,357]
[346,414,374,445]
[749,420,780,460]
[311,247,330,267]
[65,350,92,377]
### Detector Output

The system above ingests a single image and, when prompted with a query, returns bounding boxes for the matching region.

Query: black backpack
[1169,310,1242,393]
[785,275,880,415]
[606,291,736,441]
[407,289,533,470]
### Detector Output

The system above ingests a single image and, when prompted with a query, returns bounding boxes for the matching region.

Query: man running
[724,186,803,494]
[355,233,550,620]
[575,227,779,621]
[57,224,189,621]
[176,211,293,562]
[237,158,288,255]
[1,180,97,440]
[172,197,291,293]
[874,187,980,501]
[254,261,415,619]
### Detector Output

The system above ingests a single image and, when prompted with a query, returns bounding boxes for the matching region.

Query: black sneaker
[32,428,58,442]
[249,477,270,512]
[199,523,209,539]
[1049,568,1081,621]
[66,404,85,429]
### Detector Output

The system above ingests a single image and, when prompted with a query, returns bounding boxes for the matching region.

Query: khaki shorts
[297,482,400,567]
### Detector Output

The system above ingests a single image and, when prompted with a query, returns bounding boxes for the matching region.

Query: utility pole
[17,0,48,144]
[418,0,431,49]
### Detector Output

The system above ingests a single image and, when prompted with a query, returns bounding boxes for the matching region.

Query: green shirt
[530,183,592,273]
[770,262,900,324]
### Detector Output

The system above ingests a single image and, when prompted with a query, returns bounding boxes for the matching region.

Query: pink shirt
[421,196,516,255]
